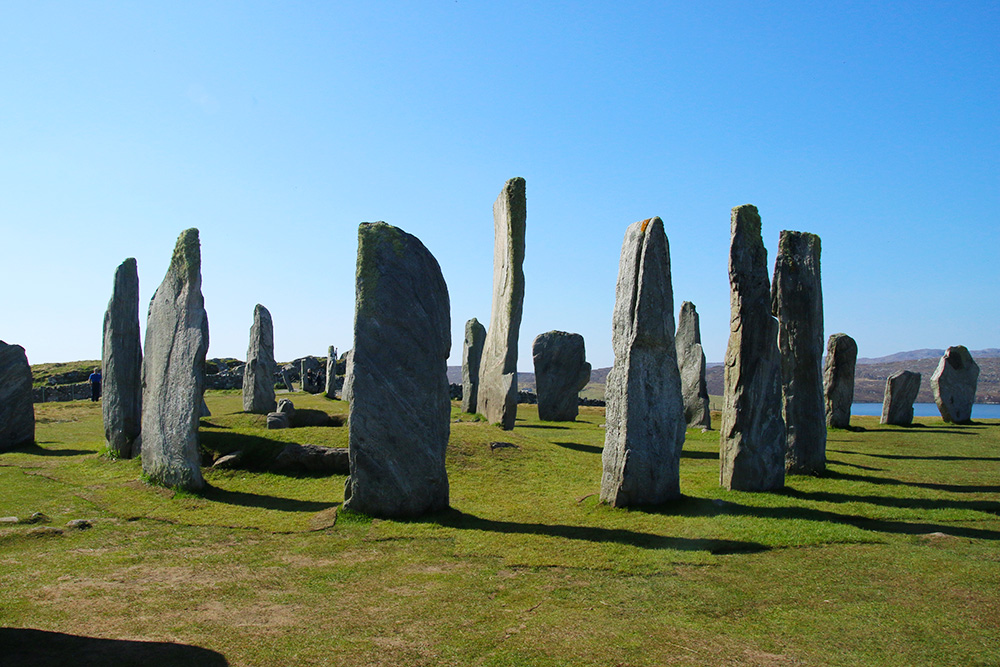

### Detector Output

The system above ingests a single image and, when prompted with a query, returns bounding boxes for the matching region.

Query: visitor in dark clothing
[89,369,102,402]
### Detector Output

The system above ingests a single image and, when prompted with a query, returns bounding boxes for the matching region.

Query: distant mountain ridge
[857,348,1000,365]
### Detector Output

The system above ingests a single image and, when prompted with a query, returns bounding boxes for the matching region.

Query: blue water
[851,403,1000,419]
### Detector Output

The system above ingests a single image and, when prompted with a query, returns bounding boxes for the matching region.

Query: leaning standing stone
[102,258,142,458]
[720,205,785,492]
[242,304,277,414]
[0,341,34,451]
[344,222,450,518]
[532,331,591,421]
[325,346,338,398]
[600,218,686,507]
[461,318,486,414]
[478,177,526,430]
[823,333,857,428]
[771,230,825,475]
[675,301,711,429]
[931,346,980,424]
[141,228,209,491]
[881,370,921,426]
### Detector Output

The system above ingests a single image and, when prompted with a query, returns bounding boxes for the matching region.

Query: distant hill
[857,348,1000,364]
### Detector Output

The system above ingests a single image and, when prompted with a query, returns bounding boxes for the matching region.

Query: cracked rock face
[600,217,686,507]
[932,346,979,424]
[243,304,277,414]
[720,205,785,492]
[881,370,921,426]
[0,341,34,451]
[141,228,209,491]
[102,258,142,458]
[344,222,450,519]
[532,331,591,422]
[824,333,857,429]
[676,301,711,430]
[461,318,486,414]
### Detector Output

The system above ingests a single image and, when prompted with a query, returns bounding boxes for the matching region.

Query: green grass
[1,392,998,666]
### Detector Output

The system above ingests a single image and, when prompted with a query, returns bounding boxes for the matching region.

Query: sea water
[851,403,1000,419]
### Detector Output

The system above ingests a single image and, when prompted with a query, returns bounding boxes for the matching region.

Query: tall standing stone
[771,230,825,475]
[478,177,526,430]
[242,304,276,414]
[325,346,338,399]
[461,318,486,414]
[0,341,34,451]
[600,218,686,507]
[141,228,209,491]
[102,258,142,458]
[300,356,321,393]
[823,333,857,428]
[675,301,711,429]
[344,222,451,518]
[532,331,591,422]
[931,346,980,423]
[341,349,354,402]
[881,370,921,426]
[720,205,785,492]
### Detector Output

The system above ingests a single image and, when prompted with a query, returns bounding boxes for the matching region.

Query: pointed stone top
[169,228,201,284]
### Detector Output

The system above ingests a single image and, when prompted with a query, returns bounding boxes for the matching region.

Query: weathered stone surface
[0,341,34,451]
[344,222,451,518]
[266,412,290,430]
[478,177,526,430]
[140,228,209,491]
[600,218,686,507]
[932,346,980,423]
[675,301,711,429]
[771,230,825,475]
[341,349,354,402]
[720,205,785,491]
[824,333,858,428]
[277,398,295,416]
[280,368,296,392]
[325,346,338,398]
[242,304,277,414]
[102,258,142,458]
[200,398,211,418]
[212,451,244,469]
[300,356,322,394]
[461,318,486,414]
[274,444,349,475]
[881,370,921,426]
[532,331,591,421]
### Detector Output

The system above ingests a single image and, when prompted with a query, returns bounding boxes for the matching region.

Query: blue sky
[2,1,997,370]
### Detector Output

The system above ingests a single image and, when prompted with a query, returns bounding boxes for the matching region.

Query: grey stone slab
[532,331,590,422]
[932,346,979,423]
[676,301,711,429]
[102,258,142,458]
[242,304,277,414]
[461,318,486,414]
[824,333,857,428]
[0,341,34,451]
[881,370,921,426]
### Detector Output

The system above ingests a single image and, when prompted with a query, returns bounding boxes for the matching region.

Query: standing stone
[242,304,277,414]
[824,333,858,429]
[881,371,921,425]
[771,230,825,475]
[675,301,711,429]
[280,367,296,393]
[932,346,980,423]
[344,222,450,518]
[0,342,34,451]
[341,349,354,402]
[325,346,338,398]
[532,331,591,421]
[300,356,321,393]
[102,258,142,458]
[461,318,486,414]
[478,177,526,430]
[720,205,785,492]
[600,218,686,507]
[141,228,209,491]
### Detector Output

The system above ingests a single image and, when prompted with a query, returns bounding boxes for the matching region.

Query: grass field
[1,392,998,666]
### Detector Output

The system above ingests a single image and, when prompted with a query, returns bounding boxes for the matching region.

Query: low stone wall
[33,382,92,403]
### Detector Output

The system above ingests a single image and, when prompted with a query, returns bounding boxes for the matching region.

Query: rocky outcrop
[771,230,825,475]
[344,222,450,518]
[461,318,486,414]
[675,301,711,429]
[0,342,34,451]
[824,333,857,428]
[532,331,590,421]
[720,205,785,492]
[931,346,979,423]
[242,304,277,414]
[600,218,686,507]
[881,370,921,426]
[140,229,209,491]
[478,177,526,430]
[102,258,143,458]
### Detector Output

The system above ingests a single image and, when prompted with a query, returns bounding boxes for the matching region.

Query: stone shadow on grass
[826,458,886,471]
[780,487,1000,516]
[517,424,571,430]
[822,469,1000,494]
[552,441,602,455]
[202,485,336,513]
[0,627,228,666]
[830,449,1000,463]
[8,443,94,457]
[680,449,718,460]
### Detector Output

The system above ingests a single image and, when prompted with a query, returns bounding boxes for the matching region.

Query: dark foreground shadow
[781,487,1000,516]
[552,441,602,455]
[0,628,228,667]
[427,508,769,555]
[826,458,885,471]
[7,443,94,457]
[822,469,1000,494]
[202,485,336,513]
[518,424,570,430]
[831,449,1000,463]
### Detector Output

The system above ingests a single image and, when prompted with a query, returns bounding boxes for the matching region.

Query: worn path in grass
[1,392,998,666]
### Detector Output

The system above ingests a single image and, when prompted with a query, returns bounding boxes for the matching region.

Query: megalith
[341,349,354,402]
[300,356,322,394]
[881,370,921,426]
[478,177,526,430]
[771,230,825,475]
[344,222,450,518]
[675,301,711,429]
[532,331,591,422]
[242,304,276,414]
[102,258,142,458]
[932,346,980,424]
[461,318,486,414]
[141,228,209,491]
[823,333,857,429]
[600,217,686,507]
[720,205,785,492]
[325,346,338,399]
[0,341,34,451]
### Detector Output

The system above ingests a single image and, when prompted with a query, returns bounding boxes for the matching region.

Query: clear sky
[2,1,997,370]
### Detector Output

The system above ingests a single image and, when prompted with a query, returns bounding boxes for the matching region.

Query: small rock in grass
[489,441,518,451]
[66,519,92,530]
[213,451,244,469]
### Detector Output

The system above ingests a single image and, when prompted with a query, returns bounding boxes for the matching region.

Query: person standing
[89,367,102,402]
